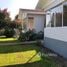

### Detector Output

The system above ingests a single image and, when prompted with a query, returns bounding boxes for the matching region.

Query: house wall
[44,1,67,58]
[44,27,67,58]
[28,14,45,32]
[27,17,34,30]
[18,9,45,32]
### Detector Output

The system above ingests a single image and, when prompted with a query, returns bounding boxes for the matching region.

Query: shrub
[0,29,5,36]
[37,31,44,40]
[18,30,37,41]
[18,30,44,42]
[25,30,36,41]
[4,27,15,38]
[18,32,26,41]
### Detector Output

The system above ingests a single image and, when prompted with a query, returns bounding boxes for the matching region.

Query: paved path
[0,40,44,45]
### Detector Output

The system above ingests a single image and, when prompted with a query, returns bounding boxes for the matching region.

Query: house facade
[36,0,67,58]
[18,9,45,33]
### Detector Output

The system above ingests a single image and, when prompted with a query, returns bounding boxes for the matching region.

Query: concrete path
[0,40,44,45]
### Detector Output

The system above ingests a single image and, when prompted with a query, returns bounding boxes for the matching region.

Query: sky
[0,0,39,20]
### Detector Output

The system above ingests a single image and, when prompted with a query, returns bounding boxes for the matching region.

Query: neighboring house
[36,0,67,58]
[18,9,45,33]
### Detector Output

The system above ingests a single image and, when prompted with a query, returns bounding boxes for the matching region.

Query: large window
[51,13,54,27]
[56,13,62,27]
[63,5,67,26]
[28,17,34,30]
[46,13,51,27]
[46,5,63,27]
[55,6,63,27]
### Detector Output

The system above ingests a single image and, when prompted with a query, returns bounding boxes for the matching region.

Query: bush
[4,27,15,38]
[25,30,37,41]
[18,32,26,41]
[18,30,44,42]
[0,29,5,36]
[18,30,37,41]
[37,31,44,40]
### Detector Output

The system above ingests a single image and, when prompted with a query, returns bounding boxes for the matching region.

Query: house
[36,0,67,58]
[18,9,45,33]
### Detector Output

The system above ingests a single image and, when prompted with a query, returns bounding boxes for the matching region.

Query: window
[51,13,54,27]
[44,15,46,27]
[46,11,51,27]
[28,17,34,30]
[55,6,63,27]
[63,5,67,26]
[56,13,62,27]
[45,5,63,27]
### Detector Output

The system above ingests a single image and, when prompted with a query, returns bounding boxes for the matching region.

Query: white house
[18,9,45,33]
[36,0,67,58]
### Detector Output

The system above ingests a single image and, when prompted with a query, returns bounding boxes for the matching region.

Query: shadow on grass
[0,44,40,54]
[0,44,58,67]
[5,58,52,67]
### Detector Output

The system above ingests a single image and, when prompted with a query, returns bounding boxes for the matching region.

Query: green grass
[0,44,58,67]
[0,38,17,41]
[0,36,17,43]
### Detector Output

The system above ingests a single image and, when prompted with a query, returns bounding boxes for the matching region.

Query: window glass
[51,13,54,27]
[46,5,63,27]
[44,16,46,27]
[46,11,51,27]
[55,5,62,27]
[63,5,67,26]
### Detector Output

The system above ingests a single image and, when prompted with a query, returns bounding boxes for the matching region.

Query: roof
[19,8,45,15]
[20,8,44,12]
[36,0,46,9]
[36,0,65,10]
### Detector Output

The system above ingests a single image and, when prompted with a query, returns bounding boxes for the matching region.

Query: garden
[0,44,58,67]
[0,9,60,67]
[0,9,44,42]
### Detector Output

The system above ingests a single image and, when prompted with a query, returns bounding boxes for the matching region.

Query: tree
[14,14,22,30]
[0,9,11,29]
[15,14,18,20]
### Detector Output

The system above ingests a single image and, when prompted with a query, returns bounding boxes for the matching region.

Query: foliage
[36,31,44,40]
[18,30,37,41]
[18,30,44,42]
[7,21,17,29]
[15,14,18,20]
[0,9,20,37]
[0,10,22,37]
[0,29,5,36]
[0,9,11,29]
[14,14,22,32]
[4,27,15,38]
[25,30,37,41]
[18,32,26,41]
[0,11,5,20]
[0,21,7,29]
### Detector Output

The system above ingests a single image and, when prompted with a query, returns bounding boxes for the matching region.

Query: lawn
[0,36,17,43]
[0,38,17,41]
[0,44,58,67]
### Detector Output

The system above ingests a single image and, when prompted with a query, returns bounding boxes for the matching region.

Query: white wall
[28,14,45,32]
[44,27,67,58]
[44,27,67,42]
[34,15,45,32]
